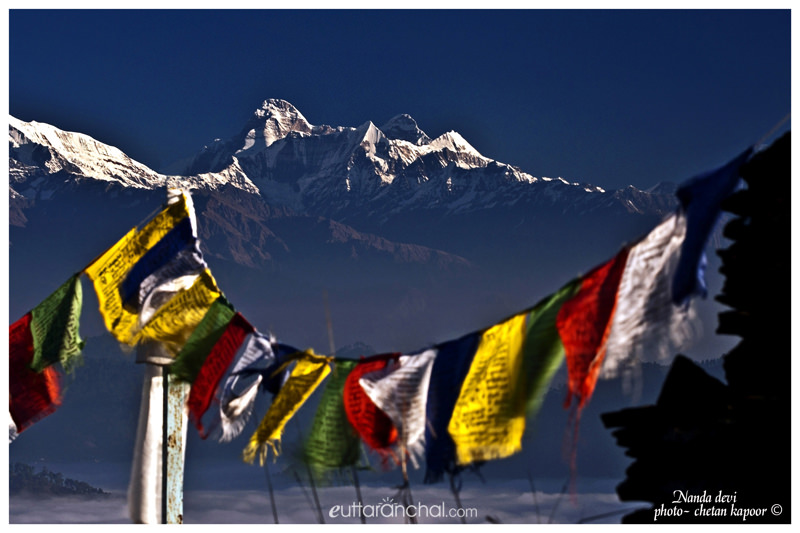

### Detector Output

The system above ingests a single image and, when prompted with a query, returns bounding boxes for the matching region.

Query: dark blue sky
[9,9,791,191]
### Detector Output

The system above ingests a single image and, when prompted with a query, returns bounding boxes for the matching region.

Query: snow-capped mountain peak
[356,120,387,146]
[8,115,260,201]
[429,130,484,158]
[243,98,313,150]
[9,115,165,191]
[380,114,431,145]
[158,98,677,221]
[9,99,676,229]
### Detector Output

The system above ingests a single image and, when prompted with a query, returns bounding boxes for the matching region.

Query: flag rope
[754,112,790,148]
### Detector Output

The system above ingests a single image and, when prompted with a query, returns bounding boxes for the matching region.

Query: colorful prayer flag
[520,279,582,417]
[672,148,753,304]
[304,358,361,474]
[25,273,84,374]
[602,212,698,379]
[343,353,401,463]
[423,332,481,483]
[84,194,193,345]
[448,313,529,465]
[187,312,252,438]
[170,298,254,437]
[170,298,237,383]
[119,216,203,313]
[216,335,299,442]
[8,273,84,439]
[243,350,331,465]
[134,268,221,356]
[9,314,62,437]
[359,349,437,468]
[556,248,630,409]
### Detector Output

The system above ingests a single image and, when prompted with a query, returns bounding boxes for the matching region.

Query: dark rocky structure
[9,463,109,497]
[602,133,791,523]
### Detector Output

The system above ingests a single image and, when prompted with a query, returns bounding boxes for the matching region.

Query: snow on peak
[8,115,259,197]
[256,98,306,119]
[9,115,164,190]
[247,98,313,149]
[356,121,386,147]
[429,131,484,158]
[380,114,431,145]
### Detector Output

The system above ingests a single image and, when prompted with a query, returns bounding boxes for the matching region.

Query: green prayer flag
[519,278,582,417]
[29,273,85,374]
[304,358,361,473]
[170,297,235,383]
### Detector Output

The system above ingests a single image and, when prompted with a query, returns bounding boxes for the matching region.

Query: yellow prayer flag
[447,312,528,465]
[243,351,332,466]
[84,196,191,344]
[134,269,221,356]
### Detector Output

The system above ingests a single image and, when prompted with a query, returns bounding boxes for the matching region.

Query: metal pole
[162,369,187,524]
[163,188,188,524]
[161,372,168,524]
[128,363,164,524]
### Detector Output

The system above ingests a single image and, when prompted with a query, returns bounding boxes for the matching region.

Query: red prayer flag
[343,353,400,463]
[186,312,253,437]
[9,313,63,434]
[556,248,630,409]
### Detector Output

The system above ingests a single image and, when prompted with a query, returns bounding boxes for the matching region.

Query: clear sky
[8,8,791,192]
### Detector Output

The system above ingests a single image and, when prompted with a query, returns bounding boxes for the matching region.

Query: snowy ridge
[236,99,314,155]
[9,116,163,190]
[8,115,259,201]
[171,98,648,220]
[9,99,674,221]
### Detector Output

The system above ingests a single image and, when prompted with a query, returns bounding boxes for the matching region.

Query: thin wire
[264,461,279,524]
[754,113,790,148]
[547,479,570,524]
[528,471,542,524]
[293,470,316,514]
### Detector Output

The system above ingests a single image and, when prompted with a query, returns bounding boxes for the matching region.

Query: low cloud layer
[10,480,643,524]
